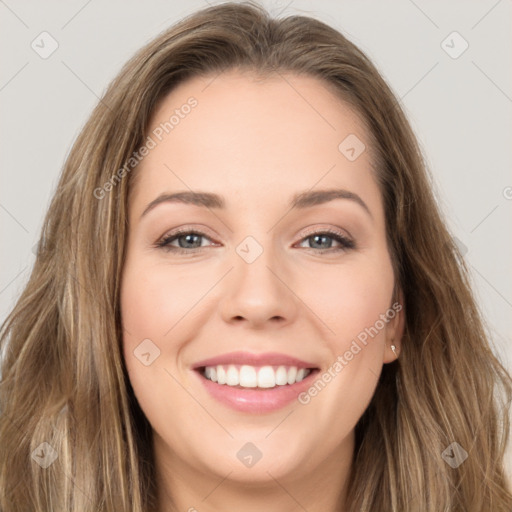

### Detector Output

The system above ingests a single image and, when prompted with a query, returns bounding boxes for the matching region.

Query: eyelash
[155,227,355,254]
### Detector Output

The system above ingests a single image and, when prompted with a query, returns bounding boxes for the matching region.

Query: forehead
[129,70,382,221]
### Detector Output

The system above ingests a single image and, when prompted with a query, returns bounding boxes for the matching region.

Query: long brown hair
[1,2,511,510]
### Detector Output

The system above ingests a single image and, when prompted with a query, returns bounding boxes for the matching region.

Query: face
[120,70,404,491]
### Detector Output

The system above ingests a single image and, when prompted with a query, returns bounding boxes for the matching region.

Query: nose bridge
[219,230,297,326]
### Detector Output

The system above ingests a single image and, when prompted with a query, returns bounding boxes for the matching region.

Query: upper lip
[192,351,319,370]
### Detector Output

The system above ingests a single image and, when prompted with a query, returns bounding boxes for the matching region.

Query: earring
[391,344,398,357]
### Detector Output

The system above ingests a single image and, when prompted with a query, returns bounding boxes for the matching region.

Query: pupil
[181,234,200,248]
[312,234,331,249]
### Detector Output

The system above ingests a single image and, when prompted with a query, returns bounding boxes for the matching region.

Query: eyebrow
[140,188,372,219]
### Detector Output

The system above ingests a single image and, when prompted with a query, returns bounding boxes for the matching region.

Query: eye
[295,229,355,253]
[155,227,355,254]
[156,229,216,253]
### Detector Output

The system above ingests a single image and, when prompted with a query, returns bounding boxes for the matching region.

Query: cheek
[121,246,395,357]
[120,261,211,342]
[119,259,218,411]
[297,254,394,345]
[120,263,180,400]
[120,263,195,436]
[295,254,395,426]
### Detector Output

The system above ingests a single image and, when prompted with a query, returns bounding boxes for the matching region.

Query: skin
[120,70,404,512]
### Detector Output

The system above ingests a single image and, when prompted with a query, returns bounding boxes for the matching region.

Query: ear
[383,286,405,364]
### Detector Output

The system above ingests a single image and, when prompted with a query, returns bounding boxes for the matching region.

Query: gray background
[1,0,511,473]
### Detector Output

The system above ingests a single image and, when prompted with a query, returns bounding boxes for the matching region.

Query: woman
[1,2,511,511]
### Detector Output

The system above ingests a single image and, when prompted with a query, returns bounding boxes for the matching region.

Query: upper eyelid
[160,226,351,239]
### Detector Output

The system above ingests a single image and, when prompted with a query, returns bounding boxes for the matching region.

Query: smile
[201,364,312,389]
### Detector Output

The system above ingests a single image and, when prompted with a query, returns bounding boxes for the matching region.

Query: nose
[219,244,299,329]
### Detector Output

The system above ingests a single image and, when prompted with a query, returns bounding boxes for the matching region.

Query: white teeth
[275,366,288,386]
[287,366,297,385]
[202,364,312,388]
[257,366,275,388]
[205,366,217,382]
[226,365,239,386]
[217,365,226,385]
[239,365,257,387]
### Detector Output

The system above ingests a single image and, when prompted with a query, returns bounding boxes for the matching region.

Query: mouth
[191,351,321,412]
[196,364,320,390]
[193,362,320,413]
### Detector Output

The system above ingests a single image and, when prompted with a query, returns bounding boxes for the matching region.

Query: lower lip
[193,369,318,413]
